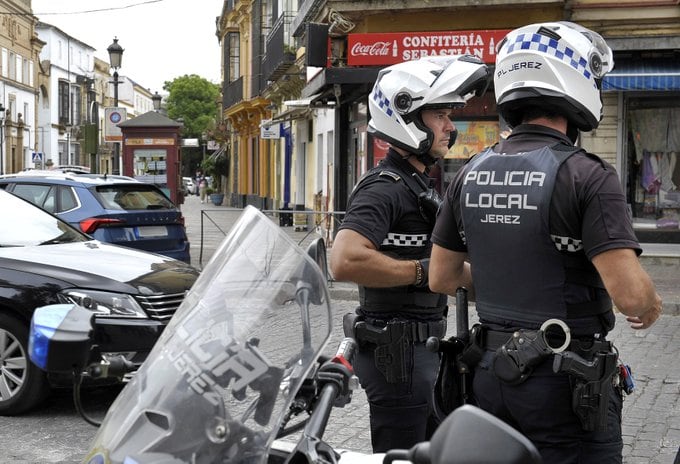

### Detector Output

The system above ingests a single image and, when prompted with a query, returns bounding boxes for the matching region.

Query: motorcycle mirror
[295,237,327,306]
[28,304,94,373]
[428,405,542,464]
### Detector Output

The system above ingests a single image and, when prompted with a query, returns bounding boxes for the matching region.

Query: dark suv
[0,171,190,263]
[0,190,199,415]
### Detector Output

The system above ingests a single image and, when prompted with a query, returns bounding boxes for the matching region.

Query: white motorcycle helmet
[494,21,614,132]
[368,55,490,158]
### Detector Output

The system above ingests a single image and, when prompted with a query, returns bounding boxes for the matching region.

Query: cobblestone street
[182,194,680,463]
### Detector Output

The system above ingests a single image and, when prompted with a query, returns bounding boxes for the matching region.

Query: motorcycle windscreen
[84,206,333,464]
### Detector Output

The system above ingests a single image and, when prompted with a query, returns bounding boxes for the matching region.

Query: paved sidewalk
[180,195,680,463]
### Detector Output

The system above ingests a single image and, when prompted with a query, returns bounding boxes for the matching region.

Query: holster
[553,340,618,432]
[342,312,446,384]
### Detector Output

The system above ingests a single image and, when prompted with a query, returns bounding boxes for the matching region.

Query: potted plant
[201,150,228,206]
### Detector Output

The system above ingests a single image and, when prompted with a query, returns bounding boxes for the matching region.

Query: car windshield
[0,191,88,246]
[95,185,176,211]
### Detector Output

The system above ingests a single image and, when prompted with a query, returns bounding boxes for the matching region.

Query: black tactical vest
[348,158,446,316]
[460,143,610,330]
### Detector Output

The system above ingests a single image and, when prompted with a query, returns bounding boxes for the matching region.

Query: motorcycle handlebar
[332,337,357,367]
[300,337,358,444]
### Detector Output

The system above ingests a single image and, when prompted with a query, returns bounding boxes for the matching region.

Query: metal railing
[197,207,345,283]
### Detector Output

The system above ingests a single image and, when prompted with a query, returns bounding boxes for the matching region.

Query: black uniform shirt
[339,149,445,321]
[433,124,641,259]
[340,149,433,260]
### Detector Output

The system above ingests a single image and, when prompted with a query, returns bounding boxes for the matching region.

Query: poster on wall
[442,120,500,187]
[447,120,500,159]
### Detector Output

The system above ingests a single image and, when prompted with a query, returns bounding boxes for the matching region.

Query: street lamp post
[107,37,124,174]
[152,92,162,112]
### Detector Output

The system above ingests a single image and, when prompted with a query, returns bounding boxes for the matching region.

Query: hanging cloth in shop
[659,152,677,192]
[641,150,661,194]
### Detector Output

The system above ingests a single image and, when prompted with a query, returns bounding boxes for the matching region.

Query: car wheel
[0,314,50,415]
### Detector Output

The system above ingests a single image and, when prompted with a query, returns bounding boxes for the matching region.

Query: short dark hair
[520,104,562,124]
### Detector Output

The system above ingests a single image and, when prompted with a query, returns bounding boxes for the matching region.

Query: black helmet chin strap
[415,128,457,171]
[415,153,438,172]
[566,122,579,144]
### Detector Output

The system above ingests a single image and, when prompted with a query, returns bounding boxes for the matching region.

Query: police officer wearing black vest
[330,55,490,453]
[429,22,662,463]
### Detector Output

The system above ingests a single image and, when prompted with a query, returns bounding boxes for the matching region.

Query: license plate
[136,226,168,238]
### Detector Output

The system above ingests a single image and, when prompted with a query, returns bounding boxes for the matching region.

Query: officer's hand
[627,293,662,330]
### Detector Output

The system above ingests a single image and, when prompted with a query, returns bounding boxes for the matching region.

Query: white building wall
[314,108,335,209]
[36,24,95,167]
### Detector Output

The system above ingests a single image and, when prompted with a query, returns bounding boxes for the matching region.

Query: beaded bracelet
[414,259,424,286]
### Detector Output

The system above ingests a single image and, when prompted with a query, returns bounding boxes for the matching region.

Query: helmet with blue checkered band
[494,21,613,132]
[368,55,490,157]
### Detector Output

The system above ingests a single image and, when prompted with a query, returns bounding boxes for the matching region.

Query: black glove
[418,188,442,225]
[412,173,442,225]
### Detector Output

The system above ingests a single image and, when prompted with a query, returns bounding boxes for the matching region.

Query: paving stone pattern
[182,195,680,463]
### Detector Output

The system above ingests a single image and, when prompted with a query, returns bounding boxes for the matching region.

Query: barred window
[228,32,240,82]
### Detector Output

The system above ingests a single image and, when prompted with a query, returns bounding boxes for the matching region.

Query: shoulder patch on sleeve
[378,170,401,182]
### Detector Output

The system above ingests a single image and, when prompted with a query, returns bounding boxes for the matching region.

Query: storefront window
[133,149,169,197]
[625,95,680,243]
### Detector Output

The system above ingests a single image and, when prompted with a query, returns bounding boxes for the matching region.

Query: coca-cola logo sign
[347,30,511,66]
[350,41,397,57]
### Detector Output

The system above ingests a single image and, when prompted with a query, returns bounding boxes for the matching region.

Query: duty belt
[355,318,447,345]
[481,326,610,359]
[359,286,446,309]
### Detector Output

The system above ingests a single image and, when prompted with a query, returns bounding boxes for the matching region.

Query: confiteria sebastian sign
[347,30,511,66]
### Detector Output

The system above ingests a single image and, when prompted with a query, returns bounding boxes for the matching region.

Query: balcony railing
[262,12,297,83]
[223,76,243,109]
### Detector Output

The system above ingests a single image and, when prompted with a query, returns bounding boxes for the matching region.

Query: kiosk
[118,112,183,204]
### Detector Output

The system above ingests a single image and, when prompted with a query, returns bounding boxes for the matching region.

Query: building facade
[0,0,43,174]
[35,22,97,170]
[218,0,680,246]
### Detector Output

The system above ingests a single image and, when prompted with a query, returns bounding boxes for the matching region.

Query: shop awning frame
[603,59,680,91]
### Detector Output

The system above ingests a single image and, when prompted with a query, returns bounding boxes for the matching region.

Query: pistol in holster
[343,312,444,384]
[552,341,618,432]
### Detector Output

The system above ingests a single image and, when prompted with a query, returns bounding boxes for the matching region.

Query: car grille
[136,292,186,321]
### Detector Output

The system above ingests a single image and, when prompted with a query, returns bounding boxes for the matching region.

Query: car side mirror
[29,304,95,373]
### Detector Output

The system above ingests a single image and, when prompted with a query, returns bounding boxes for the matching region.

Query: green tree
[163,74,220,138]
[163,74,221,176]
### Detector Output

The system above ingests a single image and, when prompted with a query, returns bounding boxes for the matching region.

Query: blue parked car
[0,171,191,263]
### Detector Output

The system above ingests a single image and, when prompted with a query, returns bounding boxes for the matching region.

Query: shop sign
[261,123,282,139]
[104,107,127,142]
[126,138,175,146]
[347,29,511,66]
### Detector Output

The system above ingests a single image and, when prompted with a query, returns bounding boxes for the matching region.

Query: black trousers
[354,340,439,453]
[473,350,623,464]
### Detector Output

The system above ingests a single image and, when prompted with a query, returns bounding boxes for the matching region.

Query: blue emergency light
[29,304,94,372]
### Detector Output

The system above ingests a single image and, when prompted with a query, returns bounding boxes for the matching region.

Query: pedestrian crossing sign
[32,152,43,163]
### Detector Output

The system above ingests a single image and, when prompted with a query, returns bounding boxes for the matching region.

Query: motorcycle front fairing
[84,206,333,464]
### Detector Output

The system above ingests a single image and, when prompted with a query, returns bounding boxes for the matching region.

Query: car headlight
[59,290,147,318]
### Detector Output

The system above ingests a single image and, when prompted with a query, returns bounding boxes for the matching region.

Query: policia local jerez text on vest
[460,143,610,334]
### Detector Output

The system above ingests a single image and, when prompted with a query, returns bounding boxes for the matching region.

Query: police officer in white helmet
[429,22,662,463]
[331,55,490,452]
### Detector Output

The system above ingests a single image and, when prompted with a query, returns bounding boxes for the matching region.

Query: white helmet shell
[368,55,490,154]
[494,21,613,131]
